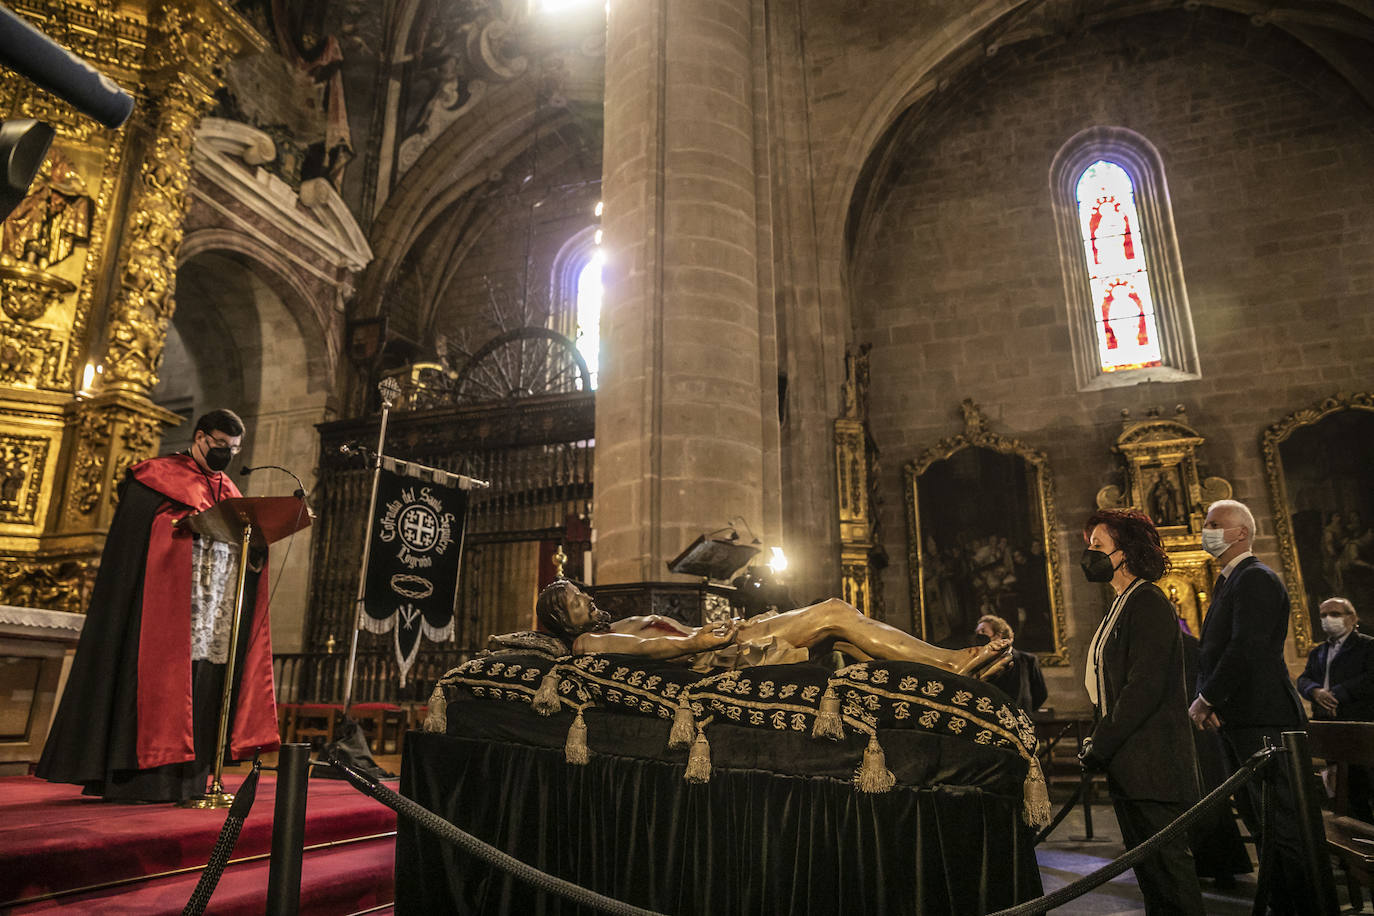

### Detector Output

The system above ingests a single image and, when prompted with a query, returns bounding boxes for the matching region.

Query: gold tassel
[668,695,695,749]
[811,687,845,740]
[854,733,896,793]
[1022,754,1052,828]
[565,709,589,765]
[684,723,712,784]
[422,683,447,733]
[532,667,561,716]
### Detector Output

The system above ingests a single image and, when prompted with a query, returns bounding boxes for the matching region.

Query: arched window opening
[1076,160,1162,373]
[574,249,603,390]
[1051,127,1199,391]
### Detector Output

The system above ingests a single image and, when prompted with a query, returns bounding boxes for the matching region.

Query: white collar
[1220,551,1254,579]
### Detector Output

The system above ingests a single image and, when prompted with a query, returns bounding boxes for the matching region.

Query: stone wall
[846,11,1374,708]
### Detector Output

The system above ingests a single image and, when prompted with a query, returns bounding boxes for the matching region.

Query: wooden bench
[1306,720,1374,910]
[348,703,407,755]
[279,702,343,746]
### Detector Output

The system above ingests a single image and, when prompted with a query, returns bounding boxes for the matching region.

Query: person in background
[1298,596,1374,821]
[1189,498,1307,914]
[1079,508,1203,914]
[974,614,1047,713]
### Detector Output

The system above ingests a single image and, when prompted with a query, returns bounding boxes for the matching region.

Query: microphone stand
[240,464,310,503]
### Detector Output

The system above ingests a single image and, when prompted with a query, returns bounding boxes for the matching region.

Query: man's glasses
[204,436,242,455]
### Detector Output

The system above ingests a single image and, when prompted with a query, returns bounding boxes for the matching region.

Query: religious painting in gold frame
[903,400,1067,665]
[1263,392,1374,655]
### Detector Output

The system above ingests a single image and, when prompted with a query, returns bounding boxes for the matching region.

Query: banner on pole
[360,464,470,686]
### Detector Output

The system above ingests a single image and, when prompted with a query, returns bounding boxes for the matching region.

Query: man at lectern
[37,409,280,802]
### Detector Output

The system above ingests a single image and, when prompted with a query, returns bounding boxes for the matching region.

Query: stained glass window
[1075,160,1162,372]
[574,249,603,389]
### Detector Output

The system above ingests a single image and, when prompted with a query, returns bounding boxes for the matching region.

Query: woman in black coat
[1079,508,1204,914]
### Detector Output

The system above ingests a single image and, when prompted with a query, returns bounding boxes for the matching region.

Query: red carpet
[0,773,396,914]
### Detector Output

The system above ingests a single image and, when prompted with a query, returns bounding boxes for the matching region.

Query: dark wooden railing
[273,648,474,706]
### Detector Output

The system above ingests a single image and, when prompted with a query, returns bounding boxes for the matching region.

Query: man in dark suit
[1298,596,1374,820]
[974,614,1048,713]
[1189,499,1307,914]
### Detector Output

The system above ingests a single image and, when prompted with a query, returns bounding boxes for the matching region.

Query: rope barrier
[181,759,262,916]
[310,741,1285,916]
[321,749,667,916]
[987,745,1278,916]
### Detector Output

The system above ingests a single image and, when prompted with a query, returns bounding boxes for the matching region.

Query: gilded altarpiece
[905,400,1068,665]
[834,344,886,617]
[0,0,264,611]
[1094,406,1232,640]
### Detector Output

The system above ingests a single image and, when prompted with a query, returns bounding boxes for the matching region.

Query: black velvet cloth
[442,655,1039,764]
[396,702,1043,915]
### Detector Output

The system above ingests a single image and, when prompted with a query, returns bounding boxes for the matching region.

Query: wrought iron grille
[300,391,594,702]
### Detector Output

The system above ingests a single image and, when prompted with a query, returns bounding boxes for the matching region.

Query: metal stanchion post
[1082,768,1095,839]
[266,743,310,916]
[1282,731,1339,916]
[1071,720,1105,842]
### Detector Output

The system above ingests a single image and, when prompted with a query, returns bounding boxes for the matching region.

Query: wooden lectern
[177,495,312,809]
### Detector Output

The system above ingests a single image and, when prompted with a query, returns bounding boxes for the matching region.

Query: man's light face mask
[1320,605,1355,640]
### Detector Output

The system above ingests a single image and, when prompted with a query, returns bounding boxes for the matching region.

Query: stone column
[595,0,771,583]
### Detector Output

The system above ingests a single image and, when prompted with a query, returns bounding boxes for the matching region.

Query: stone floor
[1037,800,1361,914]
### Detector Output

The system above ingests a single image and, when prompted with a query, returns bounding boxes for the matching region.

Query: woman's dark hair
[1083,508,1171,581]
[535,579,577,644]
[194,408,245,438]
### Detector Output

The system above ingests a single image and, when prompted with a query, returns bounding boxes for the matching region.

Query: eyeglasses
[203,435,242,455]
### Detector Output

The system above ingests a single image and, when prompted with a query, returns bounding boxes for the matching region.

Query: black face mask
[973,632,992,647]
[1080,548,1122,583]
[203,444,232,472]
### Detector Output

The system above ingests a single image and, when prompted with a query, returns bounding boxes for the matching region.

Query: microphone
[240,464,309,501]
[0,7,135,129]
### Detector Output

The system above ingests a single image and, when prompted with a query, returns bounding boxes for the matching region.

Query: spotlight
[0,118,54,220]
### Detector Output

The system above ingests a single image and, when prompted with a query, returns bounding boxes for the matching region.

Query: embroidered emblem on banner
[361,468,470,687]
[378,486,455,569]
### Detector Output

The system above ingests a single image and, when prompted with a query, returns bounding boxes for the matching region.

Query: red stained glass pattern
[1076,161,1162,371]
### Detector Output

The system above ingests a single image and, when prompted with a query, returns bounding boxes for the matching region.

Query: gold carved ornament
[67,409,115,517]
[1263,391,1374,655]
[109,413,163,508]
[100,2,238,395]
[0,146,91,322]
[903,399,1069,666]
[0,434,51,525]
[835,344,877,615]
[1092,406,1232,640]
[0,556,94,613]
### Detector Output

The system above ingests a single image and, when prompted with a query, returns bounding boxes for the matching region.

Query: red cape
[130,454,279,768]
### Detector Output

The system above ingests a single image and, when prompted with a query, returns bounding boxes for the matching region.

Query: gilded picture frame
[1263,392,1374,655]
[903,401,1068,665]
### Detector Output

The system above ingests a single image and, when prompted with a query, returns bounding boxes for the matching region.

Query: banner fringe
[422,619,454,643]
[394,624,424,689]
[358,613,395,635]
